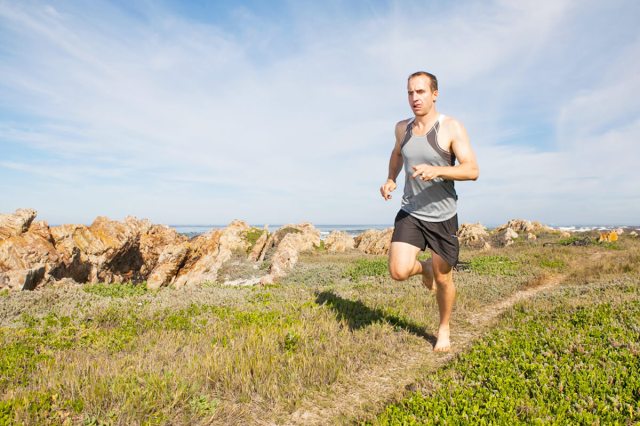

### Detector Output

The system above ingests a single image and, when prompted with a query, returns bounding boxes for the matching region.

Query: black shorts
[391,210,459,267]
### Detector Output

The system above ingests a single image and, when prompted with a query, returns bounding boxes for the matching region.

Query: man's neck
[413,109,439,129]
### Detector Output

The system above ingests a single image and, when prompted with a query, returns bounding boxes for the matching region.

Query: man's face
[407,75,438,116]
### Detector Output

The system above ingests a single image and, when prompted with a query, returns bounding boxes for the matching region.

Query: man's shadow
[315,291,437,346]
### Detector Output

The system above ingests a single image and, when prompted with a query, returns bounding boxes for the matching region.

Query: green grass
[82,282,147,298]
[468,255,519,276]
[243,227,267,252]
[344,258,389,281]
[373,287,640,425]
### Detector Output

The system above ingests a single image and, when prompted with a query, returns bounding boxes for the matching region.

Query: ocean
[170,224,640,239]
[170,224,392,239]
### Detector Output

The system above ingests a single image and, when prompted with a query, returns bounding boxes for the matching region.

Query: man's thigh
[389,241,421,272]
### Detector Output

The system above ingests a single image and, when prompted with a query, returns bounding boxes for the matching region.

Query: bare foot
[420,260,435,292]
[434,325,451,352]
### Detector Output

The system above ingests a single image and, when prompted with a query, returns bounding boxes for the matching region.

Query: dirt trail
[284,272,567,426]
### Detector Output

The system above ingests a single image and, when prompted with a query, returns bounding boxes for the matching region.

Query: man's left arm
[411,119,479,181]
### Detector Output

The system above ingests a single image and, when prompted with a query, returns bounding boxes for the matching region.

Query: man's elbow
[469,166,479,181]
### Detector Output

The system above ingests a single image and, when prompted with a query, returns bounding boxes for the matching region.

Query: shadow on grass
[315,291,436,346]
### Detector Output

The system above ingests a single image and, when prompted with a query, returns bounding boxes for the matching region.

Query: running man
[380,71,479,351]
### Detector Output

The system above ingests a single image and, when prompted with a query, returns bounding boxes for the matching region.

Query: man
[380,71,479,352]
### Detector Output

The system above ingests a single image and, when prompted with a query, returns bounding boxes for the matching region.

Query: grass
[82,282,148,298]
[344,257,389,281]
[467,255,519,276]
[0,232,638,424]
[371,283,640,425]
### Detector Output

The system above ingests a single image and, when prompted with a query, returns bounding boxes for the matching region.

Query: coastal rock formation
[598,231,618,243]
[630,231,638,237]
[354,228,393,255]
[260,223,321,285]
[172,220,251,288]
[457,223,490,248]
[324,231,355,253]
[0,208,37,240]
[139,223,187,276]
[495,219,553,235]
[50,216,144,284]
[248,227,270,262]
[146,242,190,290]
[0,210,60,290]
[496,228,519,247]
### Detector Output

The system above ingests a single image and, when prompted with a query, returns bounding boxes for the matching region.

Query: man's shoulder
[395,117,413,132]
[440,114,466,134]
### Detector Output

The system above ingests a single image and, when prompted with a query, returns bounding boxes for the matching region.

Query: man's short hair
[408,71,438,92]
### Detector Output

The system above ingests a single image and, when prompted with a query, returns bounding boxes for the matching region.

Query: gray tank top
[400,114,458,222]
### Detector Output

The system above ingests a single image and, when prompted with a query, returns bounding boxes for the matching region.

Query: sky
[1,0,639,227]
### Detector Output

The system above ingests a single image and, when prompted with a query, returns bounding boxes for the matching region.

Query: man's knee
[389,264,411,281]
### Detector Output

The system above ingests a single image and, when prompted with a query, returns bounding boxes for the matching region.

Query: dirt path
[284,272,567,425]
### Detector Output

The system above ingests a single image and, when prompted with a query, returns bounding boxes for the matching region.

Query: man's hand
[380,179,397,200]
[412,164,441,181]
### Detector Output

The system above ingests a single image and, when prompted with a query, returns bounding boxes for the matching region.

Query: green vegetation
[0,236,638,424]
[82,282,147,298]
[468,255,519,276]
[243,227,266,252]
[374,289,640,425]
[344,257,389,280]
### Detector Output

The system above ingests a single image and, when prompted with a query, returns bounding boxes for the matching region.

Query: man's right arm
[380,120,407,200]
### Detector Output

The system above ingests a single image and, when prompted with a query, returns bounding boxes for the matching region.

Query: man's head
[408,71,438,92]
[407,71,439,117]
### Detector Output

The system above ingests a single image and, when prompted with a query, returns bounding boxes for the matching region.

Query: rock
[50,216,142,284]
[0,208,37,240]
[248,227,270,262]
[260,233,303,285]
[138,223,187,276]
[527,233,537,241]
[146,242,189,290]
[325,231,355,253]
[0,217,59,291]
[172,220,251,288]
[497,228,519,247]
[260,223,321,284]
[354,228,393,255]
[598,231,618,243]
[261,223,321,262]
[560,231,572,238]
[481,241,492,251]
[495,219,552,235]
[630,231,638,237]
[614,228,624,235]
[457,223,489,247]
[0,265,45,291]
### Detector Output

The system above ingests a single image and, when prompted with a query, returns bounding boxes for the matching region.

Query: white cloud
[0,0,639,226]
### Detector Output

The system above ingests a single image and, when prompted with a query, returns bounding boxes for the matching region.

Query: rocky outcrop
[495,219,553,234]
[146,242,190,290]
[496,228,519,247]
[0,211,59,290]
[0,208,37,240]
[248,227,270,262]
[260,223,321,285]
[325,231,355,253]
[50,217,143,284]
[172,220,251,288]
[457,223,490,248]
[354,228,393,255]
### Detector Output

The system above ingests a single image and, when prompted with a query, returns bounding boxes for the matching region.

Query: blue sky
[1,0,639,227]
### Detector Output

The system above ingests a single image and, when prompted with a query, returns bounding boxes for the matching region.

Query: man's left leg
[431,251,455,352]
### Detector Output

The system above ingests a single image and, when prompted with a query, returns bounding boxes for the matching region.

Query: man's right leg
[388,242,422,281]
